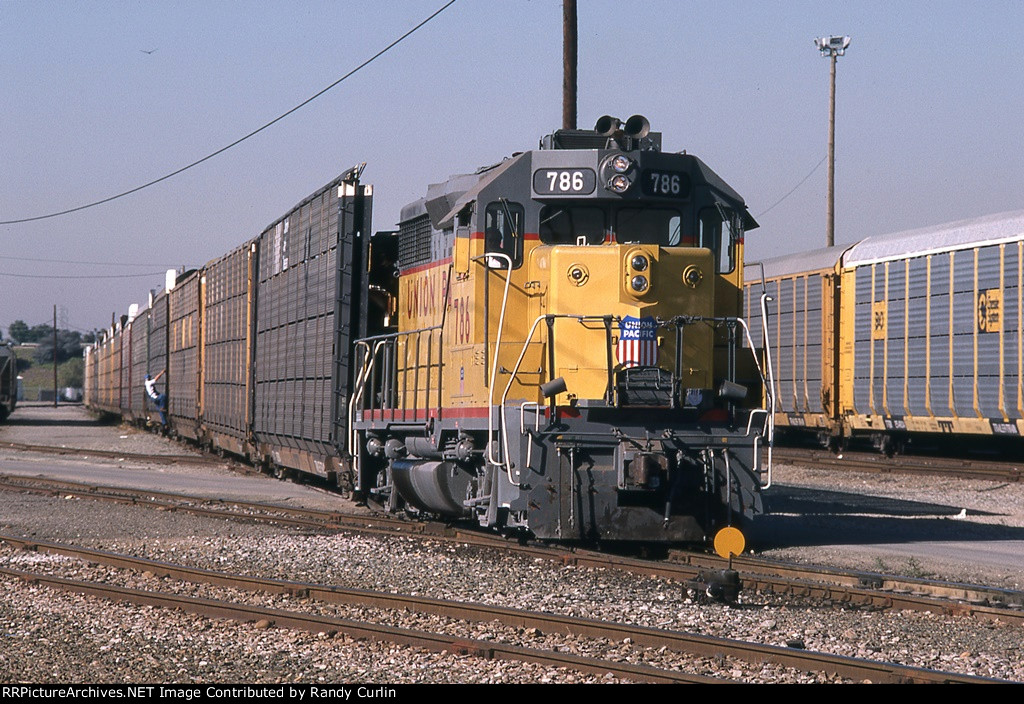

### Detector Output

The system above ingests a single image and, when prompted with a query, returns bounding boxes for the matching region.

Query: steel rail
[0,473,447,537]
[670,550,1024,612]
[0,564,719,684]
[773,447,1022,482]
[0,440,226,466]
[0,536,1004,684]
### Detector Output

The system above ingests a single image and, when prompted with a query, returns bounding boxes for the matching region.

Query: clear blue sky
[2,0,1023,334]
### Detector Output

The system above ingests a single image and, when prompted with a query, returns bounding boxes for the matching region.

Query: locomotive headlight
[630,254,649,272]
[609,174,631,193]
[682,265,703,288]
[630,275,649,293]
[566,263,590,286]
[611,154,633,173]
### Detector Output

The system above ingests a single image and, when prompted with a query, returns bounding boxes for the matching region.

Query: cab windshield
[616,207,684,246]
[536,203,740,274]
[539,205,605,244]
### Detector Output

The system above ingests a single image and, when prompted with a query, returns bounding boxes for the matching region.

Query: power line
[0,271,167,280]
[0,254,187,268]
[756,155,827,219]
[1,0,458,226]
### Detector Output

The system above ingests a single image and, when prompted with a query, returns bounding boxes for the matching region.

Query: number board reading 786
[533,169,597,196]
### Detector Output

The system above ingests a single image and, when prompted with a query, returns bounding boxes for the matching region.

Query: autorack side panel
[119,318,133,418]
[83,346,95,409]
[927,253,953,418]
[168,271,202,439]
[885,260,907,417]
[1005,242,1023,428]
[951,251,975,420]
[841,211,1024,436]
[744,247,843,432]
[128,307,151,422]
[148,289,169,428]
[96,329,121,414]
[109,330,122,413]
[849,263,874,417]
[201,242,256,453]
[905,257,929,416]
[253,175,371,475]
[92,336,107,412]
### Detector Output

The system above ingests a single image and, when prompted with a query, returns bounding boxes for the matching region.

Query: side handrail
[478,253,515,472]
[347,323,444,476]
[348,339,387,467]
[758,292,777,488]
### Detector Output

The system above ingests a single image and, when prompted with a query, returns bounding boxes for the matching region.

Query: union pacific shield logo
[617,316,658,368]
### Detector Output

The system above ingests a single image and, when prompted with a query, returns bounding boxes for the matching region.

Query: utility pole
[563,0,577,130]
[52,304,58,407]
[815,35,850,248]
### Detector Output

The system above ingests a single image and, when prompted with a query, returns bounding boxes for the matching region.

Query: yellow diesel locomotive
[351,116,774,543]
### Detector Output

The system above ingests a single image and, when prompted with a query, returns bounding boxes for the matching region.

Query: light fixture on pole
[815,35,850,248]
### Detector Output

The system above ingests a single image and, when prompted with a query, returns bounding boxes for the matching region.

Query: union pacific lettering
[401,259,451,325]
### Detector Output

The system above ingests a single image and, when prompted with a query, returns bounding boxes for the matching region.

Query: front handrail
[495,312,777,486]
[498,313,618,483]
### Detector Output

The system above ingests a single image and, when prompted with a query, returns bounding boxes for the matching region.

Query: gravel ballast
[2,404,1022,683]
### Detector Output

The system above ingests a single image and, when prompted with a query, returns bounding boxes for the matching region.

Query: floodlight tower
[815,35,850,248]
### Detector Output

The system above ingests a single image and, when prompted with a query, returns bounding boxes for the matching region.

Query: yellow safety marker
[714,526,745,559]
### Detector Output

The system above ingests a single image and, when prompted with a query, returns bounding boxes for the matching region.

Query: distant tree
[7,320,29,343]
[33,330,83,364]
[28,324,54,343]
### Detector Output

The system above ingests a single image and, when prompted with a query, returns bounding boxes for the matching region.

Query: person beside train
[144,370,168,427]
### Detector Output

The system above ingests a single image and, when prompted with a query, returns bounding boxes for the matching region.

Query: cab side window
[485,201,524,268]
[698,207,738,273]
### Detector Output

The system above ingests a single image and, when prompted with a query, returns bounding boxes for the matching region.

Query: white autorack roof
[843,210,1024,267]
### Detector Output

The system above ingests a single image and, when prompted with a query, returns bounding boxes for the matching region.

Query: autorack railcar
[746,210,1024,452]
[86,117,776,546]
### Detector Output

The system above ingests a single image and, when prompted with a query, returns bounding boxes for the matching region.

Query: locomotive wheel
[713,526,746,559]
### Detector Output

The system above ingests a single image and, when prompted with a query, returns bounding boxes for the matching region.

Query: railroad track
[0,535,1005,684]
[0,472,448,537]
[0,440,228,466]
[668,550,1024,620]
[773,447,1023,482]
[3,471,1022,629]
[8,437,1022,482]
